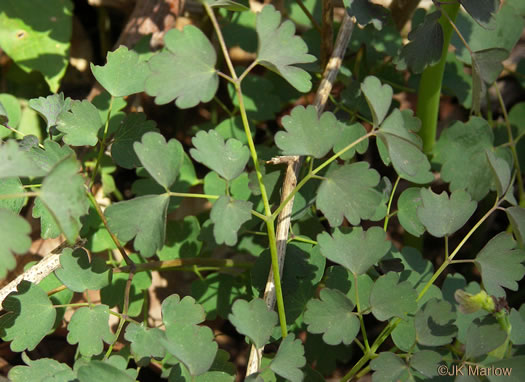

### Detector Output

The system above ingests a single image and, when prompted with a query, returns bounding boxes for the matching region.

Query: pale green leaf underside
[190,130,250,181]
[417,188,477,238]
[0,281,56,352]
[275,105,342,158]
[475,232,525,297]
[304,288,360,345]
[145,26,218,108]
[270,334,306,382]
[134,131,184,189]
[210,196,253,246]
[40,156,90,243]
[91,46,151,97]
[67,305,115,357]
[56,100,103,146]
[229,298,277,348]
[0,208,32,279]
[317,226,390,275]
[316,162,383,227]
[256,5,316,92]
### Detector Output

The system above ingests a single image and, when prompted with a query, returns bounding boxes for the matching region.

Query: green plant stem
[86,190,134,268]
[494,84,525,205]
[342,195,500,380]
[296,0,322,33]
[204,3,237,81]
[354,273,370,352]
[238,60,259,83]
[0,191,38,200]
[115,257,253,273]
[272,132,374,219]
[416,2,460,154]
[167,191,219,199]
[2,124,45,149]
[289,235,317,245]
[90,95,114,188]
[384,176,400,231]
[205,0,287,338]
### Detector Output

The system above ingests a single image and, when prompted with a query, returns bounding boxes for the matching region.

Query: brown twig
[245,12,356,376]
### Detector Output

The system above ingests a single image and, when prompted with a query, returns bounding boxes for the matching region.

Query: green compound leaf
[162,294,206,327]
[0,0,73,92]
[270,334,306,382]
[8,354,75,382]
[333,122,369,160]
[316,162,383,227]
[124,323,167,365]
[486,150,511,195]
[433,117,495,202]
[145,26,218,108]
[415,299,457,346]
[0,208,31,279]
[0,178,27,214]
[0,94,21,134]
[55,247,111,292]
[395,10,443,74]
[408,350,441,379]
[506,206,525,246]
[56,100,104,146]
[0,281,56,351]
[67,305,115,357]
[370,352,408,382]
[134,132,184,189]
[460,0,499,28]
[91,46,151,97]
[210,196,253,246]
[360,76,392,127]
[397,187,425,237]
[228,298,277,348]
[27,139,74,174]
[304,288,360,345]
[472,48,508,84]
[190,130,250,181]
[0,140,47,179]
[162,323,218,376]
[32,198,60,239]
[452,2,523,66]
[509,306,525,345]
[28,93,72,132]
[77,360,135,382]
[40,156,90,243]
[417,188,477,238]
[370,272,418,321]
[465,316,507,359]
[475,232,525,297]
[255,5,316,92]
[317,226,390,275]
[344,0,389,30]
[376,109,433,183]
[275,105,343,158]
[111,113,158,169]
[105,194,169,258]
